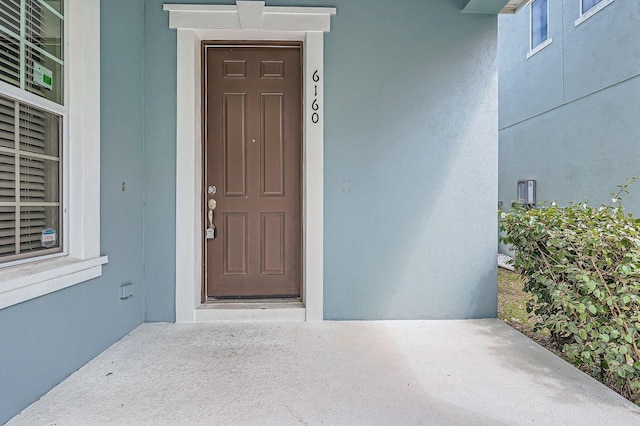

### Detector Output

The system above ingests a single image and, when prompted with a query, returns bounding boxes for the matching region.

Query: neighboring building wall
[143,0,499,321]
[0,1,145,423]
[499,0,640,253]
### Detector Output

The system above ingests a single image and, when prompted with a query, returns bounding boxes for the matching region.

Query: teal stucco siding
[318,0,498,319]
[0,1,145,423]
[498,0,640,253]
[1,0,499,422]
[143,0,499,321]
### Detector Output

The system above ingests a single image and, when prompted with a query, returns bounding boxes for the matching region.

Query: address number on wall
[311,70,320,124]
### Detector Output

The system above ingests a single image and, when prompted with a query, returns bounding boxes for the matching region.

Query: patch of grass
[497,269,548,342]
[497,269,530,324]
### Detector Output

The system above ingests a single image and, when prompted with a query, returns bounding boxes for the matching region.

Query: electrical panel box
[517,180,536,206]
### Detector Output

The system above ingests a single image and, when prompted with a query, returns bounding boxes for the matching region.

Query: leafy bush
[500,178,640,402]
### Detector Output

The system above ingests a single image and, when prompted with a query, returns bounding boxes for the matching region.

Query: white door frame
[164,2,335,322]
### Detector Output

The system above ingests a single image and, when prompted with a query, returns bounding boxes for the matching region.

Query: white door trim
[164,2,335,322]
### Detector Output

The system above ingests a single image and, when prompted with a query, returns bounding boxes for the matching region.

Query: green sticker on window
[34,63,53,91]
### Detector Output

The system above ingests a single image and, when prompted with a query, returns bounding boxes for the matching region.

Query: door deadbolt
[208,185,216,195]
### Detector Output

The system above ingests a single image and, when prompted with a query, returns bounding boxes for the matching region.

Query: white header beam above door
[164,2,337,32]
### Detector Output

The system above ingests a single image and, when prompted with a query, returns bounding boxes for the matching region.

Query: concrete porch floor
[7,320,640,425]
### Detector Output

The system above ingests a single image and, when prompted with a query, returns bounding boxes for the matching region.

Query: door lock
[206,198,217,239]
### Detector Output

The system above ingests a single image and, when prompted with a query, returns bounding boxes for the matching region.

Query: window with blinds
[0,0,63,263]
[0,94,61,261]
[0,0,64,104]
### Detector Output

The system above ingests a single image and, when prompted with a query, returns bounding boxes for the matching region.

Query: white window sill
[575,0,614,26]
[527,38,552,59]
[0,256,108,310]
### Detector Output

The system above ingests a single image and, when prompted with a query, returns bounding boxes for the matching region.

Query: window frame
[0,90,65,265]
[527,0,552,59]
[575,0,614,26]
[0,0,107,311]
[0,0,67,264]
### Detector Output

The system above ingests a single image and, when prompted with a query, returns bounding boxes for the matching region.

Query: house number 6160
[311,70,320,124]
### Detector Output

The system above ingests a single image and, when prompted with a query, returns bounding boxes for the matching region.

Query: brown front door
[203,43,302,299]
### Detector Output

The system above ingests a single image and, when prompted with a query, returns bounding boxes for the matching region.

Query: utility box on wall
[517,180,536,206]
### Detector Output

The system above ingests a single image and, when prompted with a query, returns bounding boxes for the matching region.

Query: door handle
[208,199,216,227]
[206,198,217,239]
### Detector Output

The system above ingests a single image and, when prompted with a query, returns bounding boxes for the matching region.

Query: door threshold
[206,298,302,304]
[194,301,305,322]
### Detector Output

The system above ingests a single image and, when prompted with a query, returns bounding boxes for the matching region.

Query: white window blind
[0,93,61,261]
[0,0,64,104]
[0,0,20,87]
[0,0,63,263]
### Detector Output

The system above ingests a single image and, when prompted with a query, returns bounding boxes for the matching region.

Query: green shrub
[500,178,640,402]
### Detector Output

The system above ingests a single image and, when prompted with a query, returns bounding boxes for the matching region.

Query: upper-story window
[0,0,64,264]
[576,0,614,26]
[528,0,551,58]
[582,0,604,14]
[531,0,548,48]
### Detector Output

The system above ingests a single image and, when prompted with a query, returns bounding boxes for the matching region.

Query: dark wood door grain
[204,44,302,299]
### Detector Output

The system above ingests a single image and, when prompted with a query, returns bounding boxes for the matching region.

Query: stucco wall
[142,0,498,321]
[1,1,500,421]
[0,1,145,423]
[498,0,640,255]
[321,0,498,319]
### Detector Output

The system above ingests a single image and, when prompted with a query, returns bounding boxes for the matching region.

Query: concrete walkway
[7,320,640,425]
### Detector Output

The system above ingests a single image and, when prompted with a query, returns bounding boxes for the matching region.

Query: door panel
[204,44,301,299]
[261,212,285,275]
[223,94,247,197]
[261,93,285,196]
[223,212,248,275]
